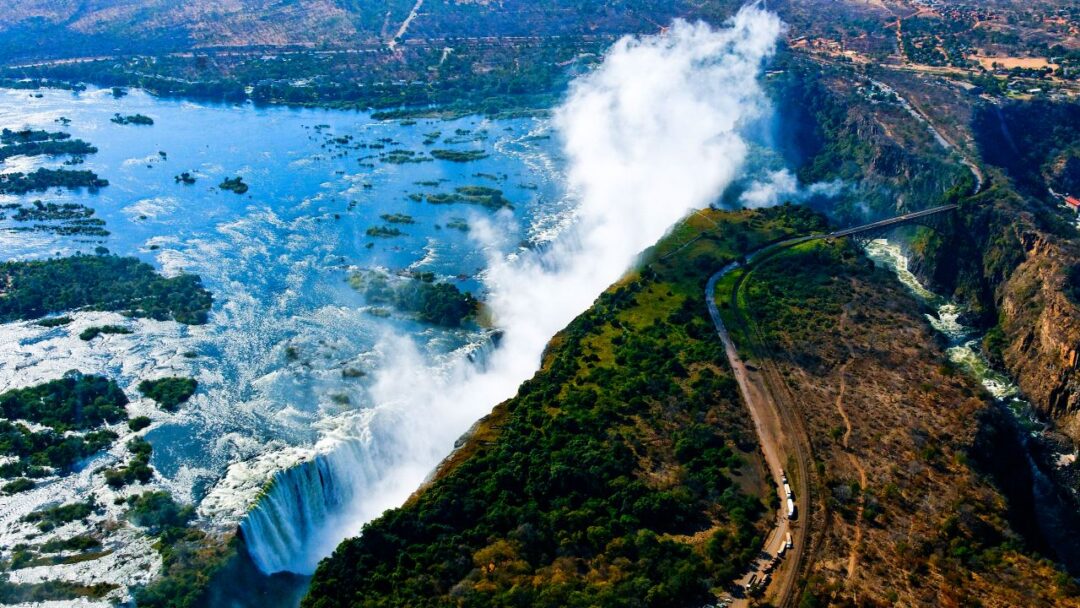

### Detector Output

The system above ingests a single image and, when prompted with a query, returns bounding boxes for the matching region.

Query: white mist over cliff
[242,5,784,574]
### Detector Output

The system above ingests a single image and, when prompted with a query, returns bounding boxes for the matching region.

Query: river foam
[235,5,785,576]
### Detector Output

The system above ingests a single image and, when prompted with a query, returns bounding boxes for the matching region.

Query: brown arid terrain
[997,229,1080,438]
[4,0,1080,605]
[769,39,1080,521]
[725,238,1080,607]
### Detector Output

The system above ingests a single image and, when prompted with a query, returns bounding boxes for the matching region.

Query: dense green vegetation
[0,372,128,431]
[365,226,404,238]
[0,168,108,194]
[4,200,94,222]
[430,149,489,162]
[0,254,213,324]
[305,207,822,608]
[218,176,249,194]
[419,186,512,210]
[348,271,478,327]
[138,377,198,412]
[110,113,154,126]
[0,138,96,162]
[79,324,133,340]
[1,39,594,117]
[2,477,35,494]
[0,374,127,484]
[742,241,872,360]
[104,437,154,488]
[379,213,415,224]
[0,78,85,92]
[1,128,70,144]
[127,491,238,608]
[22,498,98,532]
[127,490,194,534]
[0,420,117,479]
[0,201,109,237]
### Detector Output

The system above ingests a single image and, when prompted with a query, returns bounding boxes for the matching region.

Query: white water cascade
[239,5,785,575]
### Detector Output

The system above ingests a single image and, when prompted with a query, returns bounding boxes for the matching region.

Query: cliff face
[997,227,1080,437]
[733,238,1079,605]
[908,183,1080,443]
[769,58,971,225]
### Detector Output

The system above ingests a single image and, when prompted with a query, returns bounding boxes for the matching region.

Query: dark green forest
[138,377,198,411]
[0,254,213,324]
[304,207,824,608]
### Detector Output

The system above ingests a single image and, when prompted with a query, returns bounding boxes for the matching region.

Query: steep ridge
[302,206,1077,607]
[302,207,824,608]
[909,114,1080,447]
[772,55,1080,496]
[715,236,1079,607]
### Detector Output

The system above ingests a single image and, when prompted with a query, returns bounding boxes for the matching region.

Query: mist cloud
[246,5,784,574]
[738,169,846,208]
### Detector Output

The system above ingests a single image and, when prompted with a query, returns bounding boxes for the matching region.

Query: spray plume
[242,4,783,574]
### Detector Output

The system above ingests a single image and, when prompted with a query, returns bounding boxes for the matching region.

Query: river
[865,238,1080,573]
[0,84,571,600]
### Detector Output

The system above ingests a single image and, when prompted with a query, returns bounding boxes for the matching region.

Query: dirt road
[706,264,811,607]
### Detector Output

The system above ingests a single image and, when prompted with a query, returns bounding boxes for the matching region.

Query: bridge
[825,204,957,245]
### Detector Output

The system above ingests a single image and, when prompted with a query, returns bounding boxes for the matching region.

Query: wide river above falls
[0,85,572,589]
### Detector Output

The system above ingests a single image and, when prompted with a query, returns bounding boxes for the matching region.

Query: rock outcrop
[997,225,1080,439]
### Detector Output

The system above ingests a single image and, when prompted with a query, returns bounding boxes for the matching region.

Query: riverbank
[866,238,1080,574]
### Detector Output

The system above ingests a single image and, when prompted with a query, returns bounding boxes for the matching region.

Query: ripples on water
[0,86,570,530]
[863,239,1042,431]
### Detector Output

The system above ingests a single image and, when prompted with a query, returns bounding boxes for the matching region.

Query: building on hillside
[1065,196,1080,212]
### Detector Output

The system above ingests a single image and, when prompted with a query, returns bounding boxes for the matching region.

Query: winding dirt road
[706,259,814,607]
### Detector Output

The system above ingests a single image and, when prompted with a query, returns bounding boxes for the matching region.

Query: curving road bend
[702,205,958,606]
[706,259,811,607]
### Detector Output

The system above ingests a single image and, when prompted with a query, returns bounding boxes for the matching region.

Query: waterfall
[237,5,784,578]
[239,423,402,574]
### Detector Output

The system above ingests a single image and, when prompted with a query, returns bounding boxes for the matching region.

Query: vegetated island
[0,128,96,162]
[348,270,478,327]
[365,226,403,238]
[1,127,69,144]
[414,185,512,210]
[0,168,108,195]
[430,149,489,162]
[0,200,109,237]
[0,253,213,324]
[110,113,154,126]
[446,217,470,232]
[138,377,198,412]
[380,149,433,164]
[218,176,248,194]
[379,213,415,224]
[174,172,197,185]
[0,372,128,487]
[0,138,96,161]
